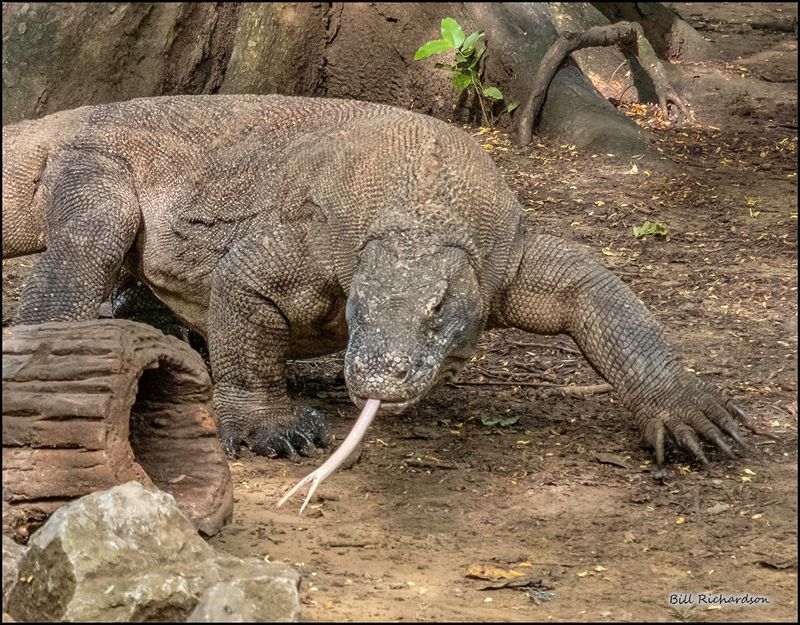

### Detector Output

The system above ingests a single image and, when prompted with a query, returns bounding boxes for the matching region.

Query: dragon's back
[4,95,523,311]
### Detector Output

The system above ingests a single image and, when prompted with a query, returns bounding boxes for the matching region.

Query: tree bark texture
[2,3,240,126]
[2,320,233,543]
[2,3,711,160]
[591,2,718,61]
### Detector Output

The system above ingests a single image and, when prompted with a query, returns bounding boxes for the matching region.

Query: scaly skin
[491,232,754,464]
[2,94,754,463]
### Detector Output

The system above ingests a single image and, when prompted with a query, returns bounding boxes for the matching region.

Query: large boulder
[5,482,300,622]
[2,535,24,613]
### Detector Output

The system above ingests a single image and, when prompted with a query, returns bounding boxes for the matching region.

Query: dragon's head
[344,221,483,413]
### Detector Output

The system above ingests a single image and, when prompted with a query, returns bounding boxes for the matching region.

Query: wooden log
[2,319,233,542]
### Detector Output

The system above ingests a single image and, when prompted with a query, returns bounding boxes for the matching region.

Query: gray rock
[5,482,300,622]
[2,535,25,612]
[187,583,253,622]
[188,558,302,623]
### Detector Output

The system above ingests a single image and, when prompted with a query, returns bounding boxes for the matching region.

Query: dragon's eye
[426,299,446,332]
[425,296,445,319]
[426,282,448,317]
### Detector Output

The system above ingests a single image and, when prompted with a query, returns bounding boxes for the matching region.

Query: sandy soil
[2,3,796,622]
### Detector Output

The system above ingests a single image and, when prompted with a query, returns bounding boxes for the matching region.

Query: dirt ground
[2,3,796,623]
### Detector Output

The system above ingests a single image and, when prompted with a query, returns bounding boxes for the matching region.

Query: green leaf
[461,31,484,52]
[480,414,519,427]
[483,86,503,100]
[440,17,465,48]
[506,102,519,113]
[415,38,453,60]
[480,415,499,426]
[632,219,669,238]
[452,72,472,93]
[434,62,456,71]
[457,50,481,71]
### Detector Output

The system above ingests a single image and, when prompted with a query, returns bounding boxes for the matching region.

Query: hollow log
[1,319,233,542]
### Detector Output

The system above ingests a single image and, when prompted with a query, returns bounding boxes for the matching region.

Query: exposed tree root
[515,20,692,146]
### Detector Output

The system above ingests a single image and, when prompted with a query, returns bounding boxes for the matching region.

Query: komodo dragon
[3,94,756,465]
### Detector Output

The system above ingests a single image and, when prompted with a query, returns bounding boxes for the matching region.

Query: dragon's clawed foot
[636,374,758,466]
[220,406,333,460]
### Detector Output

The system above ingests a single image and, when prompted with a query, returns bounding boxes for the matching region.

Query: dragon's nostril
[392,360,411,382]
[392,356,411,382]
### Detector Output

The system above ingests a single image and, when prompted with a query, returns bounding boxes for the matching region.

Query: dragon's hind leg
[16,151,140,324]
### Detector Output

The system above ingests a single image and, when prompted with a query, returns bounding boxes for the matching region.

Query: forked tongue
[276,399,381,515]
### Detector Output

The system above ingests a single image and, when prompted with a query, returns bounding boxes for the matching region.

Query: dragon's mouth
[348,355,467,414]
[351,396,419,414]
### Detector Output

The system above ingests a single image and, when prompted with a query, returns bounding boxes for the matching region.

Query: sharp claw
[275,445,301,463]
[248,433,280,458]
[287,452,302,463]
[702,403,749,453]
[683,406,737,461]
[693,448,710,466]
[699,383,752,429]
[721,400,758,433]
[730,403,748,421]
[316,428,333,447]
[220,430,242,459]
[674,427,708,466]
[297,406,333,447]
[295,433,317,457]
[749,427,780,441]
[679,434,709,465]
[742,422,760,435]
[724,423,752,450]
[230,408,331,459]
[655,441,665,466]
[315,426,333,448]
[639,380,759,466]
[691,441,710,466]
[650,421,666,466]
[278,438,302,463]
[710,433,736,459]
[642,418,666,465]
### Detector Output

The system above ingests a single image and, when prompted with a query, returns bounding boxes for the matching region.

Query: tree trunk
[1,3,240,127]
[2,320,233,542]
[3,2,715,156]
